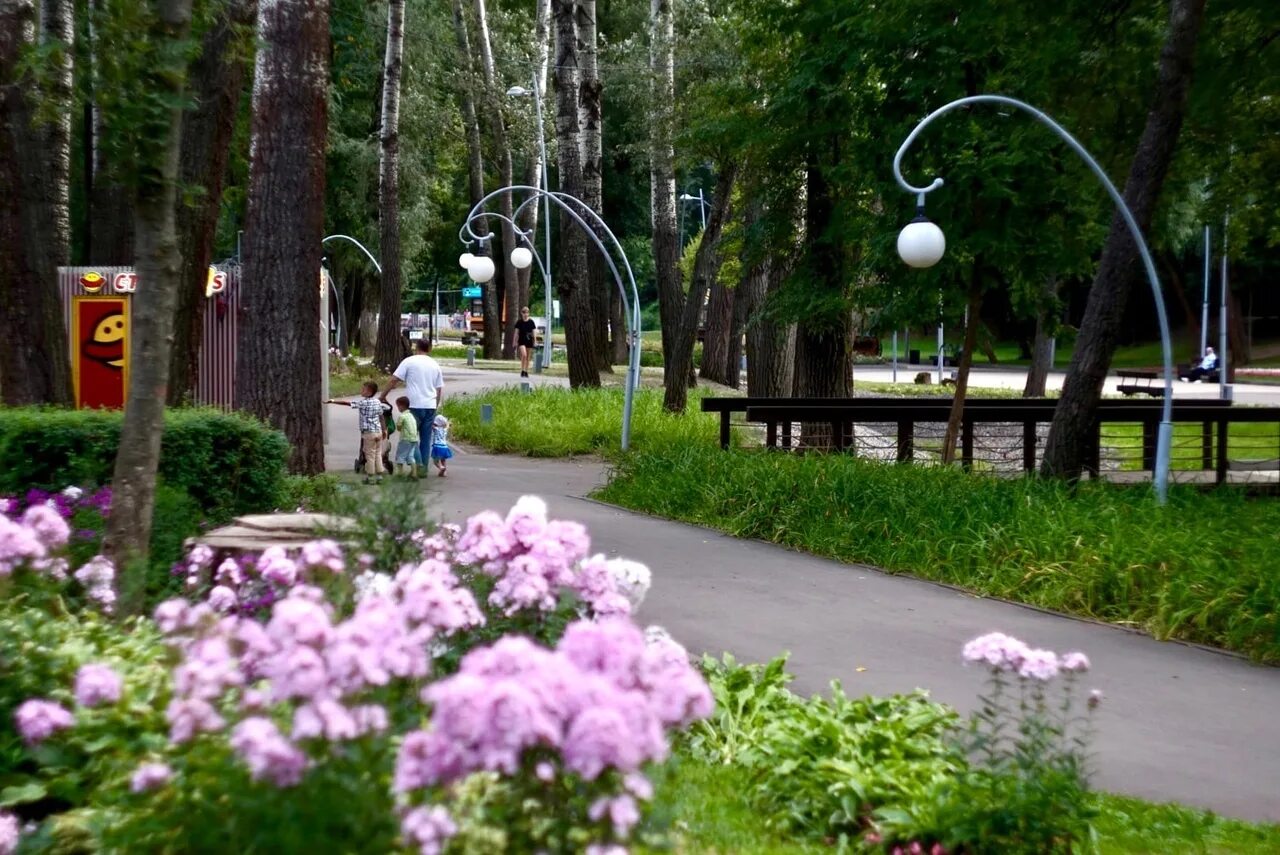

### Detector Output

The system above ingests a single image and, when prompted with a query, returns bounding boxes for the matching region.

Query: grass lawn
[1103,420,1280,470]
[651,757,1280,853]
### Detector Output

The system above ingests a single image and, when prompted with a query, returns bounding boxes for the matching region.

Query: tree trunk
[105,0,194,612]
[663,163,738,413]
[237,0,329,475]
[471,0,519,361]
[0,0,73,405]
[648,0,679,390]
[515,0,551,312]
[576,0,609,371]
[942,271,983,464]
[795,140,852,446]
[552,0,598,388]
[1042,0,1207,480]
[1023,277,1058,398]
[450,0,499,358]
[374,0,406,371]
[699,266,735,385]
[87,0,134,267]
[746,260,796,398]
[168,0,257,404]
[725,272,747,389]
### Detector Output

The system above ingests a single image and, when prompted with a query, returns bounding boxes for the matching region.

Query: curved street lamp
[458,185,642,451]
[892,94,1174,504]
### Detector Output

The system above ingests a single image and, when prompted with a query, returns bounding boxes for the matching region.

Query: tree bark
[515,0,551,312]
[663,163,737,413]
[552,0,598,388]
[725,271,747,389]
[236,0,329,475]
[941,271,983,464]
[746,261,796,398]
[450,0,499,357]
[87,0,134,267]
[648,0,680,389]
[576,0,610,371]
[374,0,406,371]
[105,0,194,611]
[1023,277,1058,398]
[168,0,257,404]
[1042,0,1207,480]
[0,0,73,405]
[699,264,735,385]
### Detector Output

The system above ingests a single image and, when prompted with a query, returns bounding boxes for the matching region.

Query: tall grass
[447,387,726,457]
[597,445,1280,662]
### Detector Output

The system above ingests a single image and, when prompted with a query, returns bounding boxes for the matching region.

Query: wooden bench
[1117,370,1164,397]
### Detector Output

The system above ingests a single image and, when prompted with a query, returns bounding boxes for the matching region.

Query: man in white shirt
[382,339,444,462]
[1182,347,1218,382]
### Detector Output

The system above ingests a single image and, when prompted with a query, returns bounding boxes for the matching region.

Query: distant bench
[1116,370,1164,397]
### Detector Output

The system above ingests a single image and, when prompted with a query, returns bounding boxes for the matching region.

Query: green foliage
[598,445,1280,662]
[0,408,289,523]
[448,387,729,458]
[1092,794,1280,855]
[685,655,963,845]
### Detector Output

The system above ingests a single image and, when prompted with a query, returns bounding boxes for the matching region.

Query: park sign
[462,285,482,298]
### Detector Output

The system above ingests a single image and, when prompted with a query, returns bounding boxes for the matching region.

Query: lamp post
[508,79,553,370]
[892,94,1175,504]
[679,189,707,230]
[458,185,642,450]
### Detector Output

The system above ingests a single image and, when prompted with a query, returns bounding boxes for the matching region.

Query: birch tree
[237,0,330,474]
[577,0,609,370]
[374,0,407,371]
[648,0,680,401]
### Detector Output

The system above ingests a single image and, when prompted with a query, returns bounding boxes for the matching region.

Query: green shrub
[0,408,288,523]
[598,445,1280,662]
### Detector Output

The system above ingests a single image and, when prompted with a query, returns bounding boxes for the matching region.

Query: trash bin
[908,349,921,365]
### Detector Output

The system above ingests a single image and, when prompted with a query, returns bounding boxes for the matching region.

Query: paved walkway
[325,366,1280,822]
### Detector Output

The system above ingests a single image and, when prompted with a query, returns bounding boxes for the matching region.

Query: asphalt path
[325,365,1280,822]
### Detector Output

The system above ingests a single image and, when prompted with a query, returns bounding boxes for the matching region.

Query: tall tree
[552,0,598,387]
[237,0,330,474]
[450,0,499,357]
[648,0,680,393]
[1042,0,1209,480]
[663,162,737,413]
[515,0,551,312]
[0,0,73,405]
[577,0,609,370]
[105,0,195,611]
[87,0,134,265]
[472,0,520,360]
[374,0,407,371]
[699,252,735,385]
[168,0,258,404]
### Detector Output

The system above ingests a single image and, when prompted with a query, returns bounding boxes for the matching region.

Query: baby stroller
[353,408,395,474]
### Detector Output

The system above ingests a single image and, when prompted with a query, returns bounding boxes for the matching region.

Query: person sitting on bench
[1181,347,1218,382]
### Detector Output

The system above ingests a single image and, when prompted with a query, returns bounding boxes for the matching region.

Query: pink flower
[230,717,308,786]
[208,585,238,613]
[21,504,70,548]
[1061,651,1090,672]
[1088,689,1104,710]
[166,698,226,743]
[589,794,640,837]
[505,495,549,547]
[536,761,556,782]
[1017,649,1060,682]
[258,547,299,587]
[154,599,192,634]
[74,663,123,708]
[300,539,345,573]
[962,632,1031,671]
[584,846,628,855]
[400,805,456,855]
[14,699,74,745]
[0,811,18,855]
[130,762,173,793]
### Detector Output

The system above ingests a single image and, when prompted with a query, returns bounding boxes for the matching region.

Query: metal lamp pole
[680,189,707,230]
[892,94,1175,504]
[459,185,642,450]
[508,79,553,370]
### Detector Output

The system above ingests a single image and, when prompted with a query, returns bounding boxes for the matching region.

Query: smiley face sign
[79,271,106,294]
[72,297,129,408]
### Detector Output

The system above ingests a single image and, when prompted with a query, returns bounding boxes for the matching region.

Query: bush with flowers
[0,489,710,853]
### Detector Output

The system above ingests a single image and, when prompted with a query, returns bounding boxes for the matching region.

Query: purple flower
[166,698,226,743]
[74,663,123,708]
[14,699,74,745]
[1061,651,1090,673]
[21,504,70,548]
[208,585,238,613]
[130,762,174,793]
[962,632,1032,672]
[589,794,640,837]
[400,805,456,855]
[1088,689,1104,710]
[1017,648,1060,682]
[230,717,308,786]
[0,811,18,855]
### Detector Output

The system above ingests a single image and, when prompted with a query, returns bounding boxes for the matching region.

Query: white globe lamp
[467,255,496,284]
[897,216,946,269]
[458,252,475,269]
[510,246,533,270]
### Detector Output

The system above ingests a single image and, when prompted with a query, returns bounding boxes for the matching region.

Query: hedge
[0,408,289,522]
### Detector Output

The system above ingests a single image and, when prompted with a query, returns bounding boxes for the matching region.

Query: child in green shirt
[392,398,421,478]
